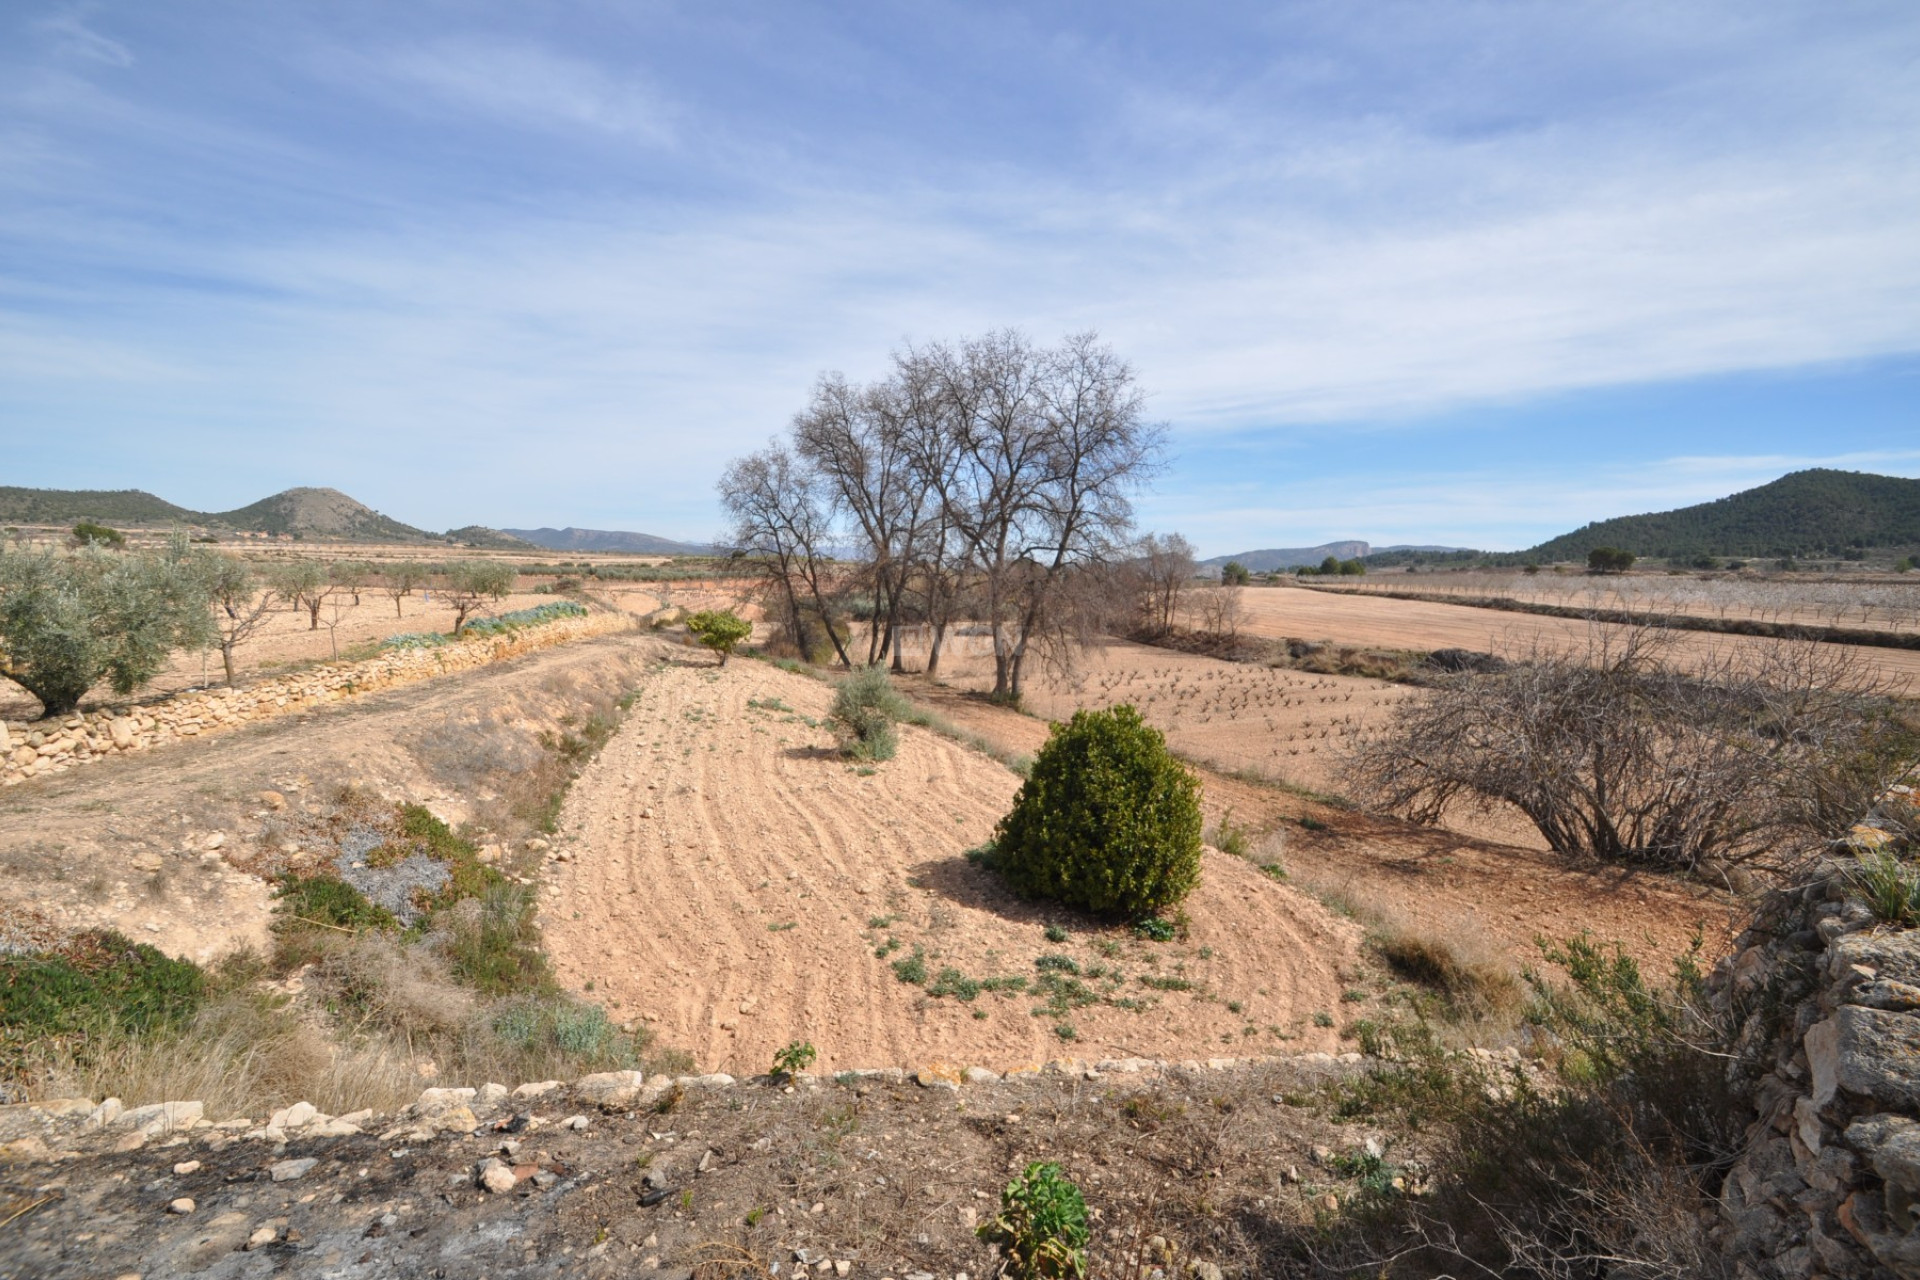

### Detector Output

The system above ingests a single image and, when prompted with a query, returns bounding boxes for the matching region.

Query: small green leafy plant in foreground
[978,1161,1090,1279]
[771,1040,817,1077]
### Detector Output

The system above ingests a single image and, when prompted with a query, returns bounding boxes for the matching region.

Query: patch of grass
[0,931,206,1074]
[767,921,798,932]
[867,914,898,929]
[1850,850,1920,926]
[1298,814,1330,832]
[1043,923,1069,944]
[1132,916,1177,942]
[927,968,983,1001]
[1138,974,1193,992]
[1211,808,1252,858]
[891,948,929,985]
[1034,954,1080,975]
[1313,1010,1335,1028]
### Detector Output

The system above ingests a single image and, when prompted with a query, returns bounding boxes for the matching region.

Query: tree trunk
[222,642,238,687]
[926,621,947,677]
[307,600,322,630]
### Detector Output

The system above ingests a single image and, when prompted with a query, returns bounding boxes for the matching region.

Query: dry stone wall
[0,610,633,787]
[1714,863,1920,1279]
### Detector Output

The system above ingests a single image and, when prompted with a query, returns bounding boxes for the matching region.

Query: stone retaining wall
[1713,863,1920,1278]
[0,610,635,787]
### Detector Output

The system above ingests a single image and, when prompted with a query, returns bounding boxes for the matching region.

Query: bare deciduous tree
[1134,532,1196,637]
[718,444,853,667]
[1347,626,1914,873]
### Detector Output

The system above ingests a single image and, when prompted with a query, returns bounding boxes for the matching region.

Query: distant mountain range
[1519,469,1920,561]
[0,486,705,553]
[501,527,716,555]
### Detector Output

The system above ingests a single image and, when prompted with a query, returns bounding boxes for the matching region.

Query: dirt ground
[893,679,1733,977]
[1225,584,1920,687]
[542,656,1368,1076]
[0,1056,1399,1280]
[0,632,660,964]
[905,634,1413,797]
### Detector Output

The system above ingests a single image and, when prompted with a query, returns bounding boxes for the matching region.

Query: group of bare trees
[719,330,1167,701]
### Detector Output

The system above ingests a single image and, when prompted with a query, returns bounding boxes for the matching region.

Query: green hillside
[0,487,198,526]
[0,484,433,542]
[1523,469,1920,561]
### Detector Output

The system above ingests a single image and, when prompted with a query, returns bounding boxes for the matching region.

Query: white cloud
[36,9,132,68]
[331,39,675,143]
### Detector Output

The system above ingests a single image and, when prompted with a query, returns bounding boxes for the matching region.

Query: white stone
[269,1157,318,1182]
[413,1087,476,1115]
[87,1098,124,1128]
[168,1197,195,1215]
[573,1070,647,1107]
[511,1080,562,1100]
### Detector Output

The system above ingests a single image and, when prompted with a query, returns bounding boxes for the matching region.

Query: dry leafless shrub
[1347,625,1915,874]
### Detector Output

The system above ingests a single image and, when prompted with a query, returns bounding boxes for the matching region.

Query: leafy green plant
[978,1161,1090,1279]
[0,543,215,716]
[0,931,205,1048]
[891,947,928,985]
[69,520,126,548]
[1851,851,1920,926]
[687,609,752,665]
[1044,923,1069,943]
[1132,916,1176,942]
[771,1040,817,1077]
[830,665,910,761]
[991,705,1203,919]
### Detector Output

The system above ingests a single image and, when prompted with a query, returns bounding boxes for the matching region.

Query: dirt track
[543,656,1367,1075]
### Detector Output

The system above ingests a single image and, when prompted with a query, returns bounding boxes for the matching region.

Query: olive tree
[196,553,276,687]
[381,561,429,617]
[267,559,335,630]
[444,559,515,634]
[0,545,214,717]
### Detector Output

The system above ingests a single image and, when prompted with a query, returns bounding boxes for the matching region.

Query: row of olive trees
[718,330,1170,701]
[0,541,518,717]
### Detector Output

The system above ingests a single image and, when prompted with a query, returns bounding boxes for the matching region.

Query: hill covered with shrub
[1522,469,1920,561]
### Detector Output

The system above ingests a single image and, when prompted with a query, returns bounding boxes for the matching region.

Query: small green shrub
[70,521,126,547]
[437,882,549,995]
[891,948,928,985]
[686,609,752,665]
[0,931,205,1049]
[273,875,398,934]
[771,1040,817,1077]
[978,1161,1090,1279]
[991,705,1203,919]
[1132,916,1176,942]
[1851,851,1920,926]
[1043,923,1069,943]
[831,666,910,762]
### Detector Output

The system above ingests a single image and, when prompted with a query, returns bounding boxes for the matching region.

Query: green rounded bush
[991,704,1202,918]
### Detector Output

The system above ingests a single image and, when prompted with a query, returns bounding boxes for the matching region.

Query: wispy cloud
[326,38,675,144]
[2,1,1916,539]
[36,7,132,68]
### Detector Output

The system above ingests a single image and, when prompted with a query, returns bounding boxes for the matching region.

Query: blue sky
[3,2,1917,555]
